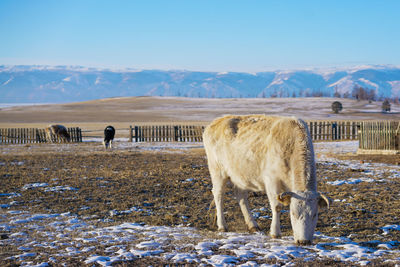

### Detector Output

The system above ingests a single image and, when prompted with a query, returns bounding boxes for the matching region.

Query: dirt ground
[1,97,400,265]
[1,141,400,266]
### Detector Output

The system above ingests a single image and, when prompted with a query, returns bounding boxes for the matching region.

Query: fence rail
[0,127,82,144]
[358,121,400,152]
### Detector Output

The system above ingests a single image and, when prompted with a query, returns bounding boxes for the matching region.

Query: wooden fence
[129,125,205,142]
[2,121,398,151]
[0,127,82,144]
[358,121,400,153]
[307,121,359,141]
[129,121,360,143]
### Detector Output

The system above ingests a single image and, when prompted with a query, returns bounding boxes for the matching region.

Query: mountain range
[1,65,400,103]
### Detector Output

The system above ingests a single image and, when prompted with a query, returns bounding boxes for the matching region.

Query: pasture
[1,97,400,266]
[1,140,400,266]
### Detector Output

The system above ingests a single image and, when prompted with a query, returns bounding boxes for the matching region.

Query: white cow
[203,115,331,245]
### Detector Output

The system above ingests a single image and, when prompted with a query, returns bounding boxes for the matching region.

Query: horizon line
[1,63,400,74]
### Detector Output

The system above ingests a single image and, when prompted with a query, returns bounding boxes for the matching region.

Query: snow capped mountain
[1,65,400,103]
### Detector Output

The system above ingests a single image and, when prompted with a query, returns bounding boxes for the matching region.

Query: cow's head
[64,132,71,142]
[278,191,331,245]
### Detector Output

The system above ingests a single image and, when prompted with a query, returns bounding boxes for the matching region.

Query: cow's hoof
[270,234,281,239]
[296,240,312,246]
[218,228,227,232]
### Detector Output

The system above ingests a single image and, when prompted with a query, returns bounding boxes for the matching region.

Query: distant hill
[1,65,400,103]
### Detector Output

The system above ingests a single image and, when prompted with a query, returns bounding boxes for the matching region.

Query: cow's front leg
[270,201,282,238]
[266,189,282,238]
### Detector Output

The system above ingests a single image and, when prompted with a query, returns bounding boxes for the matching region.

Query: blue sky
[1,0,399,72]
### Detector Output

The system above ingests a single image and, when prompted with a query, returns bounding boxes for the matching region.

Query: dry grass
[1,97,399,126]
[1,96,399,139]
[1,97,400,265]
[1,142,400,265]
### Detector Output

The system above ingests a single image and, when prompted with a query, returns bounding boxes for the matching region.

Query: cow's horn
[318,193,332,209]
[277,192,294,205]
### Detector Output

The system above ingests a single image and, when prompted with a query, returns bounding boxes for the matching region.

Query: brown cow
[45,124,71,143]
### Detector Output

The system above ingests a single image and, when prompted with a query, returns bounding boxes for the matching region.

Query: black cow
[103,125,115,149]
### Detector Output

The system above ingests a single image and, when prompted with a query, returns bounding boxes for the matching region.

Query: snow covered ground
[3,214,399,266]
[1,141,400,266]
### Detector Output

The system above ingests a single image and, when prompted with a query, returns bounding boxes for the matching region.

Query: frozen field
[1,141,400,266]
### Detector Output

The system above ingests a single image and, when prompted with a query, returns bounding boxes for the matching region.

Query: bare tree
[366,88,376,102]
[382,99,391,113]
[352,85,376,102]
[333,86,341,98]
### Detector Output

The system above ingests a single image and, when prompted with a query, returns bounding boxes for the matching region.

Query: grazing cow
[203,115,331,245]
[45,124,71,143]
[103,125,115,149]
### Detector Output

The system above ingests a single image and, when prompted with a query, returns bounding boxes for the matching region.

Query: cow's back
[203,115,313,192]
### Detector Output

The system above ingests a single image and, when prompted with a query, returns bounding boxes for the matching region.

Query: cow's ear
[318,193,332,209]
[277,192,293,206]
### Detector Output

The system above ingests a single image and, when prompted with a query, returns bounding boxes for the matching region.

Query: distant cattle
[103,125,115,149]
[203,115,331,245]
[45,124,71,143]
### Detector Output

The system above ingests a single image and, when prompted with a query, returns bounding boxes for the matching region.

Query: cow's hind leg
[235,187,259,232]
[209,164,228,232]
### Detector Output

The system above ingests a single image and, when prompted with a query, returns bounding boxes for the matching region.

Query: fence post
[134,126,138,142]
[396,122,400,150]
[35,129,39,143]
[332,122,337,140]
[42,129,47,143]
[174,126,179,141]
[73,128,77,142]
